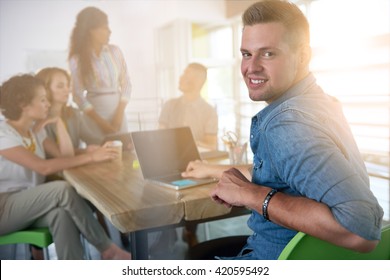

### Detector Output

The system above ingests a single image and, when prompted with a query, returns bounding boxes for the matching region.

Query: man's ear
[299,44,312,66]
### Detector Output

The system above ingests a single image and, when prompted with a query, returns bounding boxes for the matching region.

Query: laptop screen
[131,127,201,180]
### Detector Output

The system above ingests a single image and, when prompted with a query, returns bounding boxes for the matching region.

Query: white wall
[0,0,226,101]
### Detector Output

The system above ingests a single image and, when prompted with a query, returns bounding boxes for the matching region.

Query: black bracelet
[262,189,278,221]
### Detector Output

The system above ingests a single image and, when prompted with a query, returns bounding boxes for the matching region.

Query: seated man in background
[159,63,218,150]
[151,63,218,254]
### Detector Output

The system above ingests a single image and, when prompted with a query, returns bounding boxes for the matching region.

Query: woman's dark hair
[68,6,108,85]
[0,74,45,120]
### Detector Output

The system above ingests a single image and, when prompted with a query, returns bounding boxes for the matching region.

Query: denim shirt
[245,74,383,259]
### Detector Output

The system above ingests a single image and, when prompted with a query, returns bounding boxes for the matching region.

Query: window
[307,0,390,221]
[190,22,238,148]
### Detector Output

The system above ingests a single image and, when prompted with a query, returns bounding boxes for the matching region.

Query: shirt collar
[254,73,317,122]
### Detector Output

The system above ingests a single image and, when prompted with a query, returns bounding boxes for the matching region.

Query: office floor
[0,214,252,260]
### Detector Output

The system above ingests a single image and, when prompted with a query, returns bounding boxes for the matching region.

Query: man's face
[179,67,198,94]
[240,22,305,103]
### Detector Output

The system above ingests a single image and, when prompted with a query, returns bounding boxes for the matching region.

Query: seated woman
[0,74,131,260]
[35,67,100,154]
[35,66,128,249]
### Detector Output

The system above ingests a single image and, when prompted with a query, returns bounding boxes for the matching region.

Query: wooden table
[63,151,247,259]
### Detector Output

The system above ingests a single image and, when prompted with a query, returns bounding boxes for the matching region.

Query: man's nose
[247,57,264,73]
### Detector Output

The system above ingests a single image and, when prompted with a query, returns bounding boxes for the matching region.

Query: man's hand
[210,167,252,208]
[181,160,210,178]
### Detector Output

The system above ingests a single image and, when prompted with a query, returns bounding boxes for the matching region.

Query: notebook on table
[131,127,216,190]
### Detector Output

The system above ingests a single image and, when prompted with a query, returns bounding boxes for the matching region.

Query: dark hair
[242,0,310,51]
[68,6,108,85]
[0,74,45,120]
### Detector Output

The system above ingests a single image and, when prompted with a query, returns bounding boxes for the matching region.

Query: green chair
[0,227,53,260]
[278,224,390,260]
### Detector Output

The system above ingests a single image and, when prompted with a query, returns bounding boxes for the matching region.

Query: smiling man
[182,0,383,260]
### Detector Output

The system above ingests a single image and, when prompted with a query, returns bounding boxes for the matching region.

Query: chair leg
[9,244,18,260]
[23,244,29,260]
[43,247,50,260]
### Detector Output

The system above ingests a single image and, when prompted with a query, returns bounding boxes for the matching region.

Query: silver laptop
[131,127,216,190]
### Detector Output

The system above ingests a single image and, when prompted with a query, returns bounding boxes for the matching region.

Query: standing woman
[0,74,131,259]
[68,6,131,145]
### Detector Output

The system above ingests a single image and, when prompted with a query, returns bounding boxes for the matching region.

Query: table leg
[130,230,149,260]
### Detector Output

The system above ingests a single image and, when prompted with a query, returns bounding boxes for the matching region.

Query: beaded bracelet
[262,189,278,221]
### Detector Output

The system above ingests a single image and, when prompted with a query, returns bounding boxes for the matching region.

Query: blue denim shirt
[242,74,383,260]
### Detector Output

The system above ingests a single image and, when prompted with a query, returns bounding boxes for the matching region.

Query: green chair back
[278,224,390,260]
[0,228,53,259]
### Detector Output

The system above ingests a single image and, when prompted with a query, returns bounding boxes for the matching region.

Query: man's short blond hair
[242,0,310,51]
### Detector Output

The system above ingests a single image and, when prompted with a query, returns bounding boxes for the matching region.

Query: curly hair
[0,74,45,120]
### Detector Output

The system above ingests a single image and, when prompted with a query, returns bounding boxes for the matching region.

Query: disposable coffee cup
[109,140,123,161]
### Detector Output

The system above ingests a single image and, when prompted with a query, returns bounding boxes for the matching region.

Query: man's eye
[263,52,274,57]
[241,52,251,58]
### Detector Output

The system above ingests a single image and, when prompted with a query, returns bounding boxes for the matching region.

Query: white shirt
[0,122,46,193]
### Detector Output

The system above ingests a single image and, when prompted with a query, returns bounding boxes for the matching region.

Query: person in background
[182,0,383,260]
[151,63,218,255]
[35,67,98,154]
[35,67,111,247]
[0,74,132,260]
[68,6,131,145]
[159,63,218,150]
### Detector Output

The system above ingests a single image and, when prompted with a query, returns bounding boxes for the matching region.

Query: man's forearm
[247,187,378,252]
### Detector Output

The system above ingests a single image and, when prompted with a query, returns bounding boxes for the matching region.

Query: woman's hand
[97,120,117,134]
[88,143,119,162]
[111,99,128,131]
[33,116,60,133]
[85,144,100,153]
[85,109,117,134]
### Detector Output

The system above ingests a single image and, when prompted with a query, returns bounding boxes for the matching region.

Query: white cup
[109,140,123,161]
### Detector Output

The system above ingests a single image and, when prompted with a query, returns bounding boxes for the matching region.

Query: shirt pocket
[251,156,263,183]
